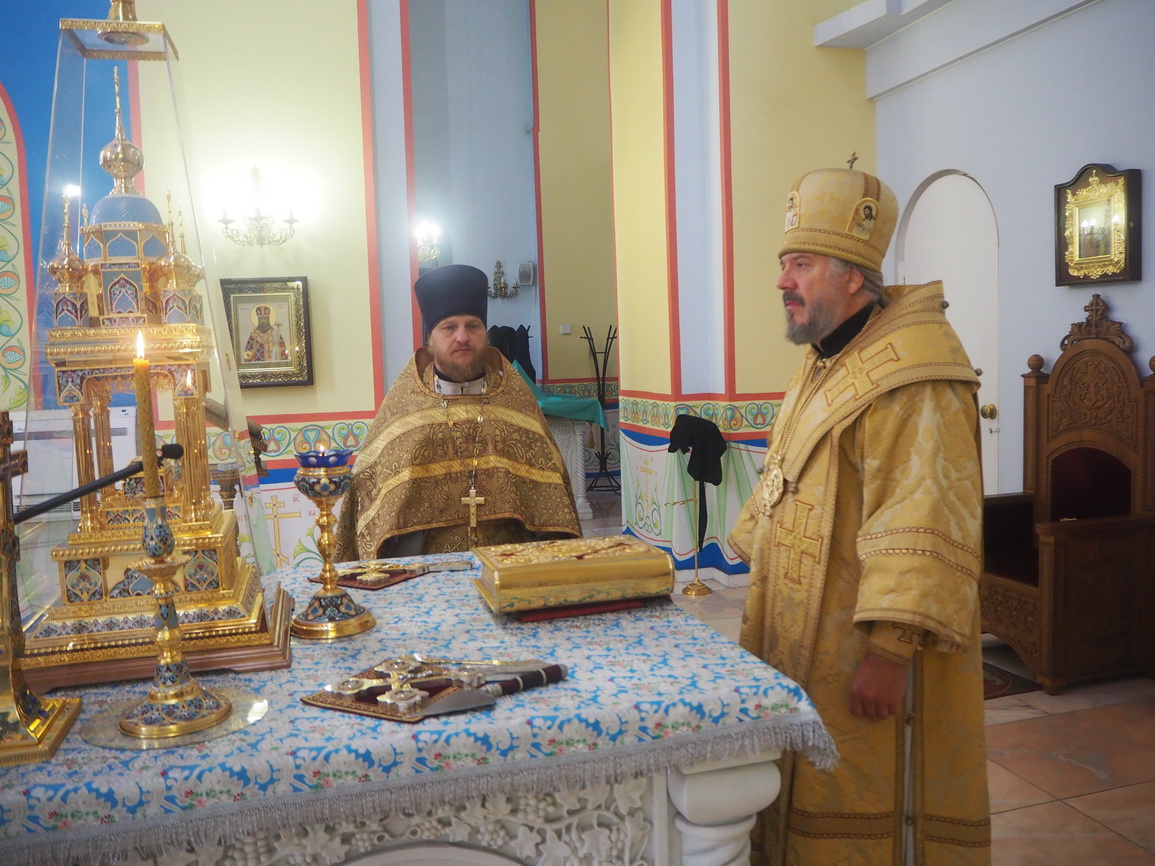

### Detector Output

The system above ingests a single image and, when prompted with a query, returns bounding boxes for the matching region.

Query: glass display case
[13,4,290,690]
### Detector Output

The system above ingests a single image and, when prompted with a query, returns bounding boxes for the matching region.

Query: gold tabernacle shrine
[472,535,674,613]
[15,6,290,689]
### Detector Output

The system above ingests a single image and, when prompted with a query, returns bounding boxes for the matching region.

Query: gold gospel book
[472,535,674,613]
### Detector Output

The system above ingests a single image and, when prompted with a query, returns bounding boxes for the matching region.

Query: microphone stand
[15,446,183,525]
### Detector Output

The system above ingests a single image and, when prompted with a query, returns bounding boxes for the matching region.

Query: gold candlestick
[118,497,231,738]
[291,450,375,640]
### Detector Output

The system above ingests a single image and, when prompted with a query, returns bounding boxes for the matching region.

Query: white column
[671,0,725,395]
[667,752,782,866]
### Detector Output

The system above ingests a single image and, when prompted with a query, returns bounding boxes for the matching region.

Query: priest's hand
[850,653,907,722]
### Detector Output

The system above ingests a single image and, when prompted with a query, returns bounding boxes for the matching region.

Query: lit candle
[134,331,161,498]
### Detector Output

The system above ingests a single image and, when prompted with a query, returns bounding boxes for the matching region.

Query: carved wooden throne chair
[981,294,1155,694]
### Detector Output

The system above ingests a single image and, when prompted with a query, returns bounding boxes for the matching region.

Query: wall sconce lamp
[488,260,517,299]
[219,167,298,247]
[415,219,442,265]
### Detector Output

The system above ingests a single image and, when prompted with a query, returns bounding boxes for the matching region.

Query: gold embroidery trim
[788,809,895,840]
[358,404,546,466]
[359,454,565,527]
[923,814,992,846]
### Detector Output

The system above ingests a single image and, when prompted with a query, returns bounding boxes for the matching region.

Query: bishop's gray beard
[783,291,842,345]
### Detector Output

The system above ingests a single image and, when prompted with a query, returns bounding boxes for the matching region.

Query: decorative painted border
[540,378,619,404]
[0,98,31,411]
[257,418,375,460]
[620,395,777,435]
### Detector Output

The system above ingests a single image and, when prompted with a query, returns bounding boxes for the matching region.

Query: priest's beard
[783,290,842,345]
[435,353,486,383]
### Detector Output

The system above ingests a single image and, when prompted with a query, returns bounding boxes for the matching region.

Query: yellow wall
[607,0,672,396]
[135,0,870,410]
[137,0,378,421]
[535,1,618,382]
[603,0,870,402]
[728,0,873,396]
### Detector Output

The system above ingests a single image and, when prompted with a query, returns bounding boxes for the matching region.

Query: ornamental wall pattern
[618,395,776,435]
[0,106,31,410]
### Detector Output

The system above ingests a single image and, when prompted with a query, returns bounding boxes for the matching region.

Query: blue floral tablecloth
[0,555,834,862]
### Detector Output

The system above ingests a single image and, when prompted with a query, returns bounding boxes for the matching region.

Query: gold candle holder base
[86,686,265,751]
[119,497,232,738]
[291,456,375,641]
[681,552,713,597]
[290,597,377,640]
[0,690,82,767]
[682,576,713,597]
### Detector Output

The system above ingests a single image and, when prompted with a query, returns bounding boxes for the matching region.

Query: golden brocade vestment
[730,282,991,866]
[337,347,580,560]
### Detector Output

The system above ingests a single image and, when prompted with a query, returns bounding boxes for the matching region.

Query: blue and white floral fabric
[0,555,834,861]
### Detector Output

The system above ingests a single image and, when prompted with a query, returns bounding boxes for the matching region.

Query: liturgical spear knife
[409,663,568,718]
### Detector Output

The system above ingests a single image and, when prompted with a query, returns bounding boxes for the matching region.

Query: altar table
[0,554,834,865]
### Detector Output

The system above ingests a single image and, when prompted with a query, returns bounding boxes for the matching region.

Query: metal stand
[668,488,713,598]
[580,325,620,493]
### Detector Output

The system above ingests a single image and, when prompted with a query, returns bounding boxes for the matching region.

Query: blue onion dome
[90,192,163,225]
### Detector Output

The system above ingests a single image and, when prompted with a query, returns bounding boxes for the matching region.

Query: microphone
[15,443,185,525]
[159,443,184,460]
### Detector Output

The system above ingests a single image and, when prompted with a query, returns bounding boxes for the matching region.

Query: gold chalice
[291,450,375,639]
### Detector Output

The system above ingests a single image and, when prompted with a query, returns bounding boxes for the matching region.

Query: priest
[336,264,581,560]
[730,168,990,864]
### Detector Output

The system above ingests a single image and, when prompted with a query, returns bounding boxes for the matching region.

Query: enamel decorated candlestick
[118,497,232,738]
[291,450,376,639]
[119,335,230,737]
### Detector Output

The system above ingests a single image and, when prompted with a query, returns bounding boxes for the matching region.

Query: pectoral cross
[462,485,486,546]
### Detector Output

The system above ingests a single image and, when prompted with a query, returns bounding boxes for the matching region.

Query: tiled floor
[581,491,1155,865]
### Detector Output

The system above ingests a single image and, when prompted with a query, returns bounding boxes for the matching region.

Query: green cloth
[513,362,607,428]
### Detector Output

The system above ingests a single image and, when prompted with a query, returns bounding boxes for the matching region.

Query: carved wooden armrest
[1036,513,1155,537]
